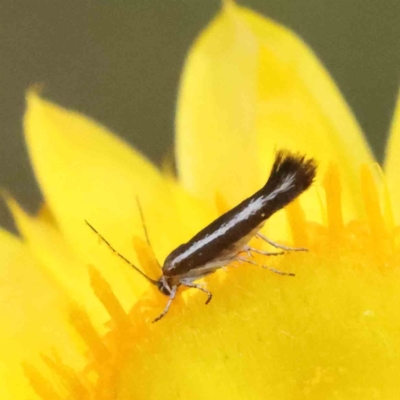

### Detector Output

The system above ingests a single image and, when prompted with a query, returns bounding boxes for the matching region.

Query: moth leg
[241,246,254,258]
[181,282,213,305]
[256,233,307,252]
[241,245,285,257]
[153,285,177,323]
[236,256,295,277]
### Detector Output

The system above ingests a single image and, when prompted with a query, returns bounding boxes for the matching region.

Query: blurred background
[0,0,399,232]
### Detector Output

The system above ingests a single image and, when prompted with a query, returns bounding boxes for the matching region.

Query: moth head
[157,276,174,296]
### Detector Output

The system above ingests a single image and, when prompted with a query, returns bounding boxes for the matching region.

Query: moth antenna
[135,197,152,247]
[135,197,162,269]
[85,220,158,285]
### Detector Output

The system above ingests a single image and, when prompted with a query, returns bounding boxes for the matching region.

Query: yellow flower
[2,2,400,399]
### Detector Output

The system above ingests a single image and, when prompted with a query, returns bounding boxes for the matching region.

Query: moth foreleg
[153,285,178,323]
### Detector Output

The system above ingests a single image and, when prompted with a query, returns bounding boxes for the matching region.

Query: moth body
[87,150,317,322]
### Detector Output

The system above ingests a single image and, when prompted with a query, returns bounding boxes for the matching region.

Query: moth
[86,150,317,322]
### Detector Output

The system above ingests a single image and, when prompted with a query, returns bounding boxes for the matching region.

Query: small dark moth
[86,150,317,322]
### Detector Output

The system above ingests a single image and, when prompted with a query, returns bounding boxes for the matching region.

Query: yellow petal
[0,228,85,399]
[7,196,116,325]
[176,2,374,224]
[176,2,262,207]
[24,89,200,281]
[384,89,400,222]
[244,6,374,222]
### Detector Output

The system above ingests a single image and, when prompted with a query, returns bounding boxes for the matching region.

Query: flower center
[25,164,400,399]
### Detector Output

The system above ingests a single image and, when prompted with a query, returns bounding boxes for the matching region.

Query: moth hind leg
[256,233,307,252]
[240,245,285,257]
[236,256,295,277]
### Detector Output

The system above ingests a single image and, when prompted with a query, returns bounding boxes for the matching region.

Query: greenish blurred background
[0,0,399,232]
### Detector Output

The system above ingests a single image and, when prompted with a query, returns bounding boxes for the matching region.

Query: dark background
[0,0,399,232]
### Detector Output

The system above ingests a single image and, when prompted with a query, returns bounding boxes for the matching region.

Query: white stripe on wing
[170,173,296,267]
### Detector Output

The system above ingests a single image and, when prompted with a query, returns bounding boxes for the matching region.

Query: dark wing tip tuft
[264,150,317,194]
